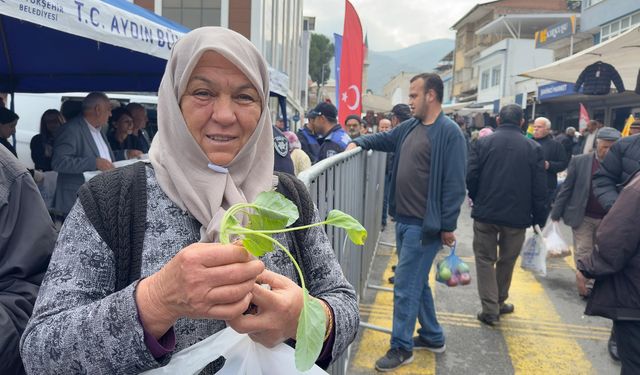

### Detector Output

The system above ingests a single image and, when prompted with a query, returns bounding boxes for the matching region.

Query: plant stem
[232,229,306,290]
[244,221,327,234]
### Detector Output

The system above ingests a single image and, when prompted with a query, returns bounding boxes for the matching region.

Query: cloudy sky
[303,0,481,51]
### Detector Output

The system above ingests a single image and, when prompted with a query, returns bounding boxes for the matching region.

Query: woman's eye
[237,94,257,103]
[193,90,212,98]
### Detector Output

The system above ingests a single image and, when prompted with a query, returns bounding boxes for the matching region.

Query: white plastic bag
[542,222,571,258]
[140,327,327,375]
[520,226,547,277]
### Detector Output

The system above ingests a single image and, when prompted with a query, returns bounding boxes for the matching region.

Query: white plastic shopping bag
[542,222,571,258]
[140,327,327,375]
[520,225,547,277]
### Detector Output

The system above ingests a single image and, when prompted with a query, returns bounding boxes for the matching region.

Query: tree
[309,33,334,100]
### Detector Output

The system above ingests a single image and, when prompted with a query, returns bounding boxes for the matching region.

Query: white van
[7,92,158,169]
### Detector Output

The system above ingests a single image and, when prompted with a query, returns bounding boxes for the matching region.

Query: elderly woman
[21,27,358,374]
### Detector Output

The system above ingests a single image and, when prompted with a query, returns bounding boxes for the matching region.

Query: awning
[520,25,640,91]
[0,0,189,93]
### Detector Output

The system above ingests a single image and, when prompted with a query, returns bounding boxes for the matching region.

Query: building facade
[451,0,569,103]
[133,0,307,125]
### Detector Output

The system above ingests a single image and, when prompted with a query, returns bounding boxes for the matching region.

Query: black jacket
[30,134,53,171]
[467,123,548,228]
[535,135,569,192]
[593,133,640,211]
[578,173,640,321]
[0,146,56,374]
[554,133,574,158]
[575,61,625,95]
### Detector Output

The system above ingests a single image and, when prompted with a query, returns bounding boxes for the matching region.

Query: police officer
[272,125,294,174]
[308,102,351,161]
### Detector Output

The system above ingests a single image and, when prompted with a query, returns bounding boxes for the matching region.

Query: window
[600,11,640,43]
[481,70,490,90]
[491,65,501,87]
[586,0,604,7]
[162,0,221,29]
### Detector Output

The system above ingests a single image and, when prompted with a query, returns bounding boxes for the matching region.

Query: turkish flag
[337,0,364,127]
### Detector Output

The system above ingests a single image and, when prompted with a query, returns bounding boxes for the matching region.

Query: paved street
[348,202,619,374]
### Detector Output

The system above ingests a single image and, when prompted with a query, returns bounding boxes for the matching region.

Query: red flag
[337,0,364,127]
[579,103,590,131]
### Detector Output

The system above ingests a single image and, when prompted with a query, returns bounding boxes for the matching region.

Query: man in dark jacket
[348,73,467,371]
[296,118,320,164]
[593,133,640,211]
[551,127,621,297]
[467,104,548,326]
[592,131,640,361]
[577,172,640,374]
[0,146,56,375]
[533,117,569,209]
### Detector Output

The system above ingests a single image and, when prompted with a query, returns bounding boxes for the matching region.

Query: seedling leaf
[242,233,275,257]
[325,210,367,245]
[251,191,299,227]
[294,289,327,371]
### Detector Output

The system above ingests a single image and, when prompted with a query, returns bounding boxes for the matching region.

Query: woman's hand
[136,243,264,339]
[227,269,305,348]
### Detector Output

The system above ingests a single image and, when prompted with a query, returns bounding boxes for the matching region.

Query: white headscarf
[150,27,274,242]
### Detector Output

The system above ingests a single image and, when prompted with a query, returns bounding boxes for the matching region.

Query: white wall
[476,39,554,104]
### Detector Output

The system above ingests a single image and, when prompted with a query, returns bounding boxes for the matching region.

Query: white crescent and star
[341,85,361,111]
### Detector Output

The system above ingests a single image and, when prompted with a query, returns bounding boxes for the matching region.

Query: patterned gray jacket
[20,168,359,374]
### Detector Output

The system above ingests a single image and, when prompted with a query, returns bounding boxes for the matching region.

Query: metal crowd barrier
[298,147,387,375]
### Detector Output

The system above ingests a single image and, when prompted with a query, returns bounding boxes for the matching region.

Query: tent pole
[0,17,15,93]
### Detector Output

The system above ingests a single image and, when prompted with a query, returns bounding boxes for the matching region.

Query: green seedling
[219,190,367,372]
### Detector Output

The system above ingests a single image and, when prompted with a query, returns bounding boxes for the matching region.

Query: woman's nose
[211,96,236,126]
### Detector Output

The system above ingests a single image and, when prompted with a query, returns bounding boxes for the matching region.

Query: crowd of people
[1,25,639,375]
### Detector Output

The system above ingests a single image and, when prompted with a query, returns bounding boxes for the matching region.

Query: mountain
[364,39,455,95]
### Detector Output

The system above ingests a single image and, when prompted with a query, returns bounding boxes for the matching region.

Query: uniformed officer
[307,102,351,161]
[272,125,295,174]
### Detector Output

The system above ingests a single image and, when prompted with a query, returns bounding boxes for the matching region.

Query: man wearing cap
[345,115,364,139]
[347,73,467,371]
[308,102,351,161]
[551,127,622,298]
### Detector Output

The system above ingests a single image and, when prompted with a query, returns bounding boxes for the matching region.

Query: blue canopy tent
[0,0,189,94]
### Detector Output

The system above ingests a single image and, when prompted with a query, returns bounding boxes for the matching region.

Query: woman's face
[180,51,262,166]
[44,114,62,135]
[115,114,134,136]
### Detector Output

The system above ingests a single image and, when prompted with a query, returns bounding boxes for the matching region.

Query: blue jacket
[353,111,467,243]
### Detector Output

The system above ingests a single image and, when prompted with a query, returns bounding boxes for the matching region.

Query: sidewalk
[347,203,618,374]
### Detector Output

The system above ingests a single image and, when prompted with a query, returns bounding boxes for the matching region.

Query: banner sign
[337,0,364,126]
[538,81,576,100]
[535,15,576,48]
[0,0,186,59]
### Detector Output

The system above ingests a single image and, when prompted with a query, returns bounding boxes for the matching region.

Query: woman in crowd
[108,107,142,161]
[21,27,359,374]
[283,130,311,175]
[30,109,64,171]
